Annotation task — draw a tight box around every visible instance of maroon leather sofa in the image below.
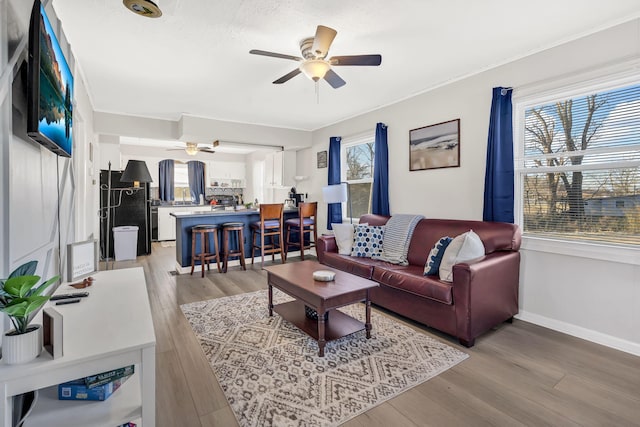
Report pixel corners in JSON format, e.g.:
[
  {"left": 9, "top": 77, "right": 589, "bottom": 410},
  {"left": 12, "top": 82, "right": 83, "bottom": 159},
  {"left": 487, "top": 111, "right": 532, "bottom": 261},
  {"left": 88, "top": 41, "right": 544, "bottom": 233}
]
[{"left": 316, "top": 214, "right": 521, "bottom": 347}]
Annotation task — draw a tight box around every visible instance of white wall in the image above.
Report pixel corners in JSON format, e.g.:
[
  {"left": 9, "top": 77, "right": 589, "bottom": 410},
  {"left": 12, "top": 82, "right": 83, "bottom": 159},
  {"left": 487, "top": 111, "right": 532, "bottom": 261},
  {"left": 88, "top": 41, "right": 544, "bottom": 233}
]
[
  {"left": 94, "top": 111, "right": 312, "bottom": 152},
  {"left": 305, "top": 19, "right": 640, "bottom": 355},
  {"left": 1, "top": 1, "right": 97, "bottom": 338}
]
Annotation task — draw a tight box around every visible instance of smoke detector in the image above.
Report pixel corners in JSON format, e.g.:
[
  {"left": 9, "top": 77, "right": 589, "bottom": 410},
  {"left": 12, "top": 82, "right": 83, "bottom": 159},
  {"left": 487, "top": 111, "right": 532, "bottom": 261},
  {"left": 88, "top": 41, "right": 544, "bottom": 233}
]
[{"left": 123, "top": 0, "right": 162, "bottom": 18}]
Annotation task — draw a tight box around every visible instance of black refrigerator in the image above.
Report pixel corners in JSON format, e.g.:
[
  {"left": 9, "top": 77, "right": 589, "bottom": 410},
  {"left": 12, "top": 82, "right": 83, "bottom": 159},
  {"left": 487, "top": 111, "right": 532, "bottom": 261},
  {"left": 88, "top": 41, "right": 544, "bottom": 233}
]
[{"left": 100, "top": 170, "right": 152, "bottom": 260}]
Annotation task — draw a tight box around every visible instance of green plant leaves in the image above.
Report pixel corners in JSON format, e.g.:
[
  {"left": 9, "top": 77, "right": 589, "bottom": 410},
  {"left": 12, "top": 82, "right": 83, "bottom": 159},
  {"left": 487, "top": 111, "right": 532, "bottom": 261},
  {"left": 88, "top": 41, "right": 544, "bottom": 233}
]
[
  {"left": 1, "top": 261, "right": 58, "bottom": 334},
  {"left": 2, "top": 296, "right": 49, "bottom": 333},
  {"left": 8, "top": 261, "right": 37, "bottom": 278},
  {"left": 28, "top": 275, "right": 59, "bottom": 297},
  {"left": 4, "top": 276, "right": 40, "bottom": 298}
]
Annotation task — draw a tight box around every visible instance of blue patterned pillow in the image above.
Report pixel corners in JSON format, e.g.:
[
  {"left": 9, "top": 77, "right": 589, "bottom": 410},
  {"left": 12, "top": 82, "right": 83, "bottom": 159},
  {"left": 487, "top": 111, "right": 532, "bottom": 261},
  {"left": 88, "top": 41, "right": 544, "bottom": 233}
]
[
  {"left": 351, "top": 225, "right": 385, "bottom": 258},
  {"left": 423, "top": 236, "right": 453, "bottom": 275}
]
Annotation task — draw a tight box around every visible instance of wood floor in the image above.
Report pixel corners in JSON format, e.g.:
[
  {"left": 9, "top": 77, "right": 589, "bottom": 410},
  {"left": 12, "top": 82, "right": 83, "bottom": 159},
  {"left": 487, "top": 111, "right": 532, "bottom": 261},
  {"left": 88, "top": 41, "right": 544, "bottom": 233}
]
[{"left": 117, "top": 243, "right": 640, "bottom": 426}]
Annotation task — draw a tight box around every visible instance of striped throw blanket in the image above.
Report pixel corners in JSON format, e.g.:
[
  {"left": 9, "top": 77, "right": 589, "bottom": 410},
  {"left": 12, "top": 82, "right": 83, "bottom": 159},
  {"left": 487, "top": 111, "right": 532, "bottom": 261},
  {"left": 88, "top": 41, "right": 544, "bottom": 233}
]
[{"left": 374, "top": 214, "right": 424, "bottom": 265}]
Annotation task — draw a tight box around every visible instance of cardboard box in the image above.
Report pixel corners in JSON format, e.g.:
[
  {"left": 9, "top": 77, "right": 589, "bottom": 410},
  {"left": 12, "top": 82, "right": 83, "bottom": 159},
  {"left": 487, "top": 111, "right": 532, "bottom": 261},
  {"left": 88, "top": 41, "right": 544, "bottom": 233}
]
[{"left": 58, "top": 375, "right": 131, "bottom": 401}]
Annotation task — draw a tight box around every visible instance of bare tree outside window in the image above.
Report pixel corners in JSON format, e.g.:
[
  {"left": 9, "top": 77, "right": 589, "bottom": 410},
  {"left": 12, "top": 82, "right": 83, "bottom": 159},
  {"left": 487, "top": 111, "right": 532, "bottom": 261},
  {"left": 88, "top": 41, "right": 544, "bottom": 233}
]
[
  {"left": 345, "top": 142, "right": 374, "bottom": 219},
  {"left": 521, "top": 83, "right": 640, "bottom": 245}
]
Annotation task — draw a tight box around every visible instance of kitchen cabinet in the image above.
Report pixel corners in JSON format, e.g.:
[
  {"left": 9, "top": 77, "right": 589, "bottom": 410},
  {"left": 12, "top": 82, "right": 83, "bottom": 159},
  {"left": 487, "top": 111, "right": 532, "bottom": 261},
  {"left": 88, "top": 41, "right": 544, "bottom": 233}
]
[
  {"left": 157, "top": 207, "right": 177, "bottom": 241},
  {"left": 265, "top": 151, "right": 296, "bottom": 188},
  {"left": 207, "top": 160, "right": 246, "bottom": 188}
]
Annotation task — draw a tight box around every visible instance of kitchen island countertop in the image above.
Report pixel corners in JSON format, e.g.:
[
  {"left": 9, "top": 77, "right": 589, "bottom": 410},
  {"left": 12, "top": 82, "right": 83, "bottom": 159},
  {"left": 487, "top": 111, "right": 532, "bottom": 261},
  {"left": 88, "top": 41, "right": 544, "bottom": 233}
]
[
  {"left": 170, "top": 207, "right": 297, "bottom": 218},
  {"left": 170, "top": 207, "right": 300, "bottom": 272}
]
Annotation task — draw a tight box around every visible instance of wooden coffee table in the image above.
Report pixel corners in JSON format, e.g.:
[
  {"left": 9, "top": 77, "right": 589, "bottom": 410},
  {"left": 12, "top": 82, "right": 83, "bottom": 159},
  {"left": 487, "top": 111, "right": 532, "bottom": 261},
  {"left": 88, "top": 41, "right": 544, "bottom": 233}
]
[{"left": 264, "top": 260, "right": 378, "bottom": 357}]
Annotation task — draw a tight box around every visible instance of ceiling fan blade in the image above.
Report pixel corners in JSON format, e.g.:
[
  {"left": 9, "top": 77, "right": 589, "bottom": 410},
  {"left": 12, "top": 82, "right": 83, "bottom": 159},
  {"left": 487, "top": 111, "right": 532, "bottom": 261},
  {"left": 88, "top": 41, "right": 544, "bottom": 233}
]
[
  {"left": 273, "top": 68, "right": 302, "bottom": 84},
  {"left": 324, "top": 69, "right": 346, "bottom": 89},
  {"left": 249, "top": 49, "right": 302, "bottom": 62},
  {"left": 330, "top": 54, "right": 382, "bottom": 66},
  {"left": 311, "top": 25, "right": 337, "bottom": 58}
]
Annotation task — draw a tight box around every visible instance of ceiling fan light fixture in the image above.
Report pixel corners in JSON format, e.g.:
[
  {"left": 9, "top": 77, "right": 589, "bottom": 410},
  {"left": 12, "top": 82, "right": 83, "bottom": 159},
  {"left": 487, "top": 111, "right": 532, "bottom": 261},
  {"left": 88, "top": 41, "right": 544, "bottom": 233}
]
[
  {"left": 123, "top": 0, "right": 162, "bottom": 18},
  {"left": 185, "top": 143, "right": 199, "bottom": 156},
  {"left": 299, "top": 60, "right": 330, "bottom": 81}
]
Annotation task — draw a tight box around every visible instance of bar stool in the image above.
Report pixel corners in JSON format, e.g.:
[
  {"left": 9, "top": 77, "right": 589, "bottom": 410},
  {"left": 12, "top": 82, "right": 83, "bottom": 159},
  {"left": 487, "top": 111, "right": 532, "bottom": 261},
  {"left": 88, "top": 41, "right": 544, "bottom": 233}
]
[
  {"left": 285, "top": 202, "right": 318, "bottom": 260},
  {"left": 190, "top": 225, "right": 221, "bottom": 277},
  {"left": 250, "top": 203, "right": 285, "bottom": 267},
  {"left": 222, "top": 222, "right": 246, "bottom": 273}
]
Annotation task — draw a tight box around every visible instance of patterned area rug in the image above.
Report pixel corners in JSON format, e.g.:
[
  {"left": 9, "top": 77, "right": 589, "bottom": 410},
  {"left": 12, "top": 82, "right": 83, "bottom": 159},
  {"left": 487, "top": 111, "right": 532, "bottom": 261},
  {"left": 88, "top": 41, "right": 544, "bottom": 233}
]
[{"left": 180, "top": 290, "right": 468, "bottom": 427}]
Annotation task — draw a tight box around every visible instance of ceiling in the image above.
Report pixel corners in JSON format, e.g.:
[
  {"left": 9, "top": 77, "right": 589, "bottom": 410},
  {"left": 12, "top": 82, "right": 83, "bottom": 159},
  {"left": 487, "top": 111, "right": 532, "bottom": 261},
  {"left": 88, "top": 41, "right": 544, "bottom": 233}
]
[{"left": 53, "top": 0, "right": 640, "bottom": 132}]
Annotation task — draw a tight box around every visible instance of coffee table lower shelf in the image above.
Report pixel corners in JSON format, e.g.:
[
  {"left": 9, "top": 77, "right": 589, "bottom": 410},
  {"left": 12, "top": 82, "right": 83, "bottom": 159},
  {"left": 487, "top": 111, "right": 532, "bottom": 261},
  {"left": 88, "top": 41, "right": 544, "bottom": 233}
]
[{"left": 274, "top": 300, "right": 365, "bottom": 343}]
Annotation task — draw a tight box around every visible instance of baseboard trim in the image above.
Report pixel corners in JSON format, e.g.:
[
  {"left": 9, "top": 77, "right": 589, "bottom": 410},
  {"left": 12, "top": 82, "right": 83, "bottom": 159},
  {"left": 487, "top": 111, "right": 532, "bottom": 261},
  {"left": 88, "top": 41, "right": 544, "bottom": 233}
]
[{"left": 516, "top": 311, "right": 640, "bottom": 356}]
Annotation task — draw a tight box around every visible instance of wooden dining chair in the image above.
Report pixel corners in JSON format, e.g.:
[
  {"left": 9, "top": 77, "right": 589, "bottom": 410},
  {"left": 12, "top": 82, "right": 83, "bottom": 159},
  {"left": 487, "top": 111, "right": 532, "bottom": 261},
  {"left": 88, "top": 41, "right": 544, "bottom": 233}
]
[
  {"left": 285, "top": 202, "right": 318, "bottom": 260},
  {"left": 250, "top": 203, "right": 286, "bottom": 267}
]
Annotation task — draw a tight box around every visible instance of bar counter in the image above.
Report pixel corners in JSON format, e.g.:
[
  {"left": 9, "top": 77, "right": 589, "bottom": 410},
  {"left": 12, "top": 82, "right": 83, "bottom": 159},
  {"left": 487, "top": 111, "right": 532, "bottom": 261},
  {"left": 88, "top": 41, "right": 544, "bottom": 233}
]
[{"left": 170, "top": 208, "right": 299, "bottom": 271}]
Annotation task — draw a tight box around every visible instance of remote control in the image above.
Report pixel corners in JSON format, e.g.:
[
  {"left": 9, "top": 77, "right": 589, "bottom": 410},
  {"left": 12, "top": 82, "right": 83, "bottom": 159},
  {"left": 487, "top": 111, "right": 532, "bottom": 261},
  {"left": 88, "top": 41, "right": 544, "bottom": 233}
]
[
  {"left": 55, "top": 298, "right": 80, "bottom": 305},
  {"left": 50, "top": 292, "right": 89, "bottom": 301}
]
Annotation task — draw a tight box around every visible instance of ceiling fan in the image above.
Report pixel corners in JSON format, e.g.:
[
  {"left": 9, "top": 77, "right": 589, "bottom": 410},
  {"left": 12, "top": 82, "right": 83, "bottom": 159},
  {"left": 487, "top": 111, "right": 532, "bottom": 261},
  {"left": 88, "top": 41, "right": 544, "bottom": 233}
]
[
  {"left": 168, "top": 140, "right": 218, "bottom": 156},
  {"left": 249, "top": 25, "right": 382, "bottom": 89}
]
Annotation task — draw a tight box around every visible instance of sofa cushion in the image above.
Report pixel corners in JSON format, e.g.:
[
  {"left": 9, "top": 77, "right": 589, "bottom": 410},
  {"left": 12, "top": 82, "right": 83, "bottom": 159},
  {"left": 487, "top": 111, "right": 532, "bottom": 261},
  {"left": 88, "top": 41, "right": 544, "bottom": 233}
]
[
  {"left": 439, "top": 230, "right": 485, "bottom": 282},
  {"left": 332, "top": 223, "right": 367, "bottom": 255},
  {"left": 372, "top": 265, "right": 453, "bottom": 304},
  {"left": 351, "top": 225, "right": 385, "bottom": 258},
  {"left": 358, "top": 214, "right": 390, "bottom": 226},
  {"left": 423, "top": 236, "right": 453, "bottom": 276},
  {"left": 407, "top": 219, "right": 521, "bottom": 267},
  {"left": 321, "top": 252, "right": 381, "bottom": 279}
]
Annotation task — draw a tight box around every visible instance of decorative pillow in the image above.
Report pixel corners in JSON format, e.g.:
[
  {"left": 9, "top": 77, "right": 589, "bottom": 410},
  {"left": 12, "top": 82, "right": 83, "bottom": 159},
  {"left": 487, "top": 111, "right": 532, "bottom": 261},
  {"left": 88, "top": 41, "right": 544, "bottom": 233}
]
[
  {"left": 351, "top": 225, "right": 385, "bottom": 258},
  {"left": 423, "top": 236, "right": 453, "bottom": 276},
  {"left": 331, "top": 223, "right": 367, "bottom": 255},
  {"left": 439, "top": 230, "right": 485, "bottom": 282}
]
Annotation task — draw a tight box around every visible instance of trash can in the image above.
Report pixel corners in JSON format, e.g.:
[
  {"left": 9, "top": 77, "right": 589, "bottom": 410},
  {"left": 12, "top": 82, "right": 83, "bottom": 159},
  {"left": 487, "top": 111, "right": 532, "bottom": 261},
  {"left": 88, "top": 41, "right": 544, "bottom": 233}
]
[{"left": 113, "top": 226, "right": 139, "bottom": 261}]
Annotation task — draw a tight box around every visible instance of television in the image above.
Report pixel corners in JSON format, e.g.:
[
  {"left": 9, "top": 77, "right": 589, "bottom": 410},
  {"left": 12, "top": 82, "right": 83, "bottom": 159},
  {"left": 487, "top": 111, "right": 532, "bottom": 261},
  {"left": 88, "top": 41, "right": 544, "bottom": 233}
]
[{"left": 27, "top": 0, "right": 73, "bottom": 157}]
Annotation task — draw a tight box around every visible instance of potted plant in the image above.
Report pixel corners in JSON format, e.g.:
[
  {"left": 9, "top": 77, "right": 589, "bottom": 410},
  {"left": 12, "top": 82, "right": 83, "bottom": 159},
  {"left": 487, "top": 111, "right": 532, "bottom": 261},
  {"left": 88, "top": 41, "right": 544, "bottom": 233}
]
[{"left": 0, "top": 261, "right": 59, "bottom": 364}]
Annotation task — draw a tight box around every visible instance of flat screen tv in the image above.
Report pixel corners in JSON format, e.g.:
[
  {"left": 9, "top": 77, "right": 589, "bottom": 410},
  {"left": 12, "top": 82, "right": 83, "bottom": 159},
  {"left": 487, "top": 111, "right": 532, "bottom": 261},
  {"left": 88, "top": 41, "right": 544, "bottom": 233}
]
[{"left": 27, "top": 0, "right": 73, "bottom": 157}]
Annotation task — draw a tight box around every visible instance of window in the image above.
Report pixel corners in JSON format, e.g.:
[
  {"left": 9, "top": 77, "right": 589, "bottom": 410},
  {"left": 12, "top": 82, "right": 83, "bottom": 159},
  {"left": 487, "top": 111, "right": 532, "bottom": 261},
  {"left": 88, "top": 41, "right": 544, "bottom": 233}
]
[
  {"left": 341, "top": 134, "right": 375, "bottom": 220},
  {"left": 174, "top": 163, "right": 190, "bottom": 201},
  {"left": 515, "top": 81, "right": 640, "bottom": 246}
]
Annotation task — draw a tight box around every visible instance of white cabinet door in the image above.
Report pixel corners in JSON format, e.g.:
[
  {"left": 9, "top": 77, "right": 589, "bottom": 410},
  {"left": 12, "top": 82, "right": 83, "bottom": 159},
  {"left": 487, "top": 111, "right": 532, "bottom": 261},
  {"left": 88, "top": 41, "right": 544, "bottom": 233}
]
[
  {"left": 281, "top": 151, "right": 296, "bottom": 188},
  {"left": 265, "top": 151, "right": 295, "bottom": 189},
  {"left": 207, "top": 160, "right": 247, "bottom": 187},
  {"left": 157, "top": 208, "right": 177, "bottom": 241},
  {"left": 264, "top": 154, "right": 275, "bottom": 187},
  {"left": 272, "top": 151, "right": 284, "bottom": 187}
]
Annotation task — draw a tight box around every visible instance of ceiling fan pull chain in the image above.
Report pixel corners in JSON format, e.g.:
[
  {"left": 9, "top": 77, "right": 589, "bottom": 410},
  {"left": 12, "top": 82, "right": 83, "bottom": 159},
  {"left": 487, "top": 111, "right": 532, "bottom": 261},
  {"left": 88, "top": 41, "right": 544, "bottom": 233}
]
[{"left": 315, "top": 81, "right": 320, "bottom": 104}]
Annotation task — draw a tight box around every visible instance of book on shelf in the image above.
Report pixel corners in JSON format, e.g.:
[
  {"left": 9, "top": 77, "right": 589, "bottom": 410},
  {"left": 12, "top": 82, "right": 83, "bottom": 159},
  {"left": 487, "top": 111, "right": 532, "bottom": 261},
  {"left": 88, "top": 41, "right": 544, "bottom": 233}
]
[
  {"left": 84, "top": 364, "right": 135, "bottom": 389},
  {"left": 58, "top": 374, "right": 132, "bottom": 401}
]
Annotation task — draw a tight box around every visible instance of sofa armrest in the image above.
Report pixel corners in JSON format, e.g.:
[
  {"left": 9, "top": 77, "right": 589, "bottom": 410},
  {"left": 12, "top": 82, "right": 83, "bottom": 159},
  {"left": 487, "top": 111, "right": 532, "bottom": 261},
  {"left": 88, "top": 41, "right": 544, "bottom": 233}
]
[
  {"left": 451, "top": 251, "right": 520, "bottom": 346},
  {"left": 317, "top": 235, "right": 338, "bottom": 265}
]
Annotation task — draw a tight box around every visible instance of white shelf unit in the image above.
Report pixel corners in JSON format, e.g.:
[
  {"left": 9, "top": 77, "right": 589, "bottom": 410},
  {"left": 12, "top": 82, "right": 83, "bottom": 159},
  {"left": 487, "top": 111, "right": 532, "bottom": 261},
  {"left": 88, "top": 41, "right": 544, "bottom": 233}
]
[
  {"left": 0, "top": 268, "right": 156, "bottom": 427},
  {"left": 24, "top": 374, "right": 141, "bottom": 427}
]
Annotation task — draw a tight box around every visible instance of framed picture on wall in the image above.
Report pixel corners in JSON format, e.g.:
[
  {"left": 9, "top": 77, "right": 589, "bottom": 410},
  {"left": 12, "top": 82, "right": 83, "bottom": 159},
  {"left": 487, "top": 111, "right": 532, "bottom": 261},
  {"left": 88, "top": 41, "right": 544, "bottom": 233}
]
[
  {"left": 317, "top": 150, "right": 328, "bottom": 168},
  {"left": 409, "top": 119, "right": 460, "bottom": 171}
]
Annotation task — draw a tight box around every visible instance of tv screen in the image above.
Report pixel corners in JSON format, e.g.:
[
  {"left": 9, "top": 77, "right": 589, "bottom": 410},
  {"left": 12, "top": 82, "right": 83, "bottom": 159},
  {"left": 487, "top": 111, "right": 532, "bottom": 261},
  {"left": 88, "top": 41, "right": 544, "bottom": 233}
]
[{"left": 27, "top": 0, "right": 73, "bottom": 158}]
